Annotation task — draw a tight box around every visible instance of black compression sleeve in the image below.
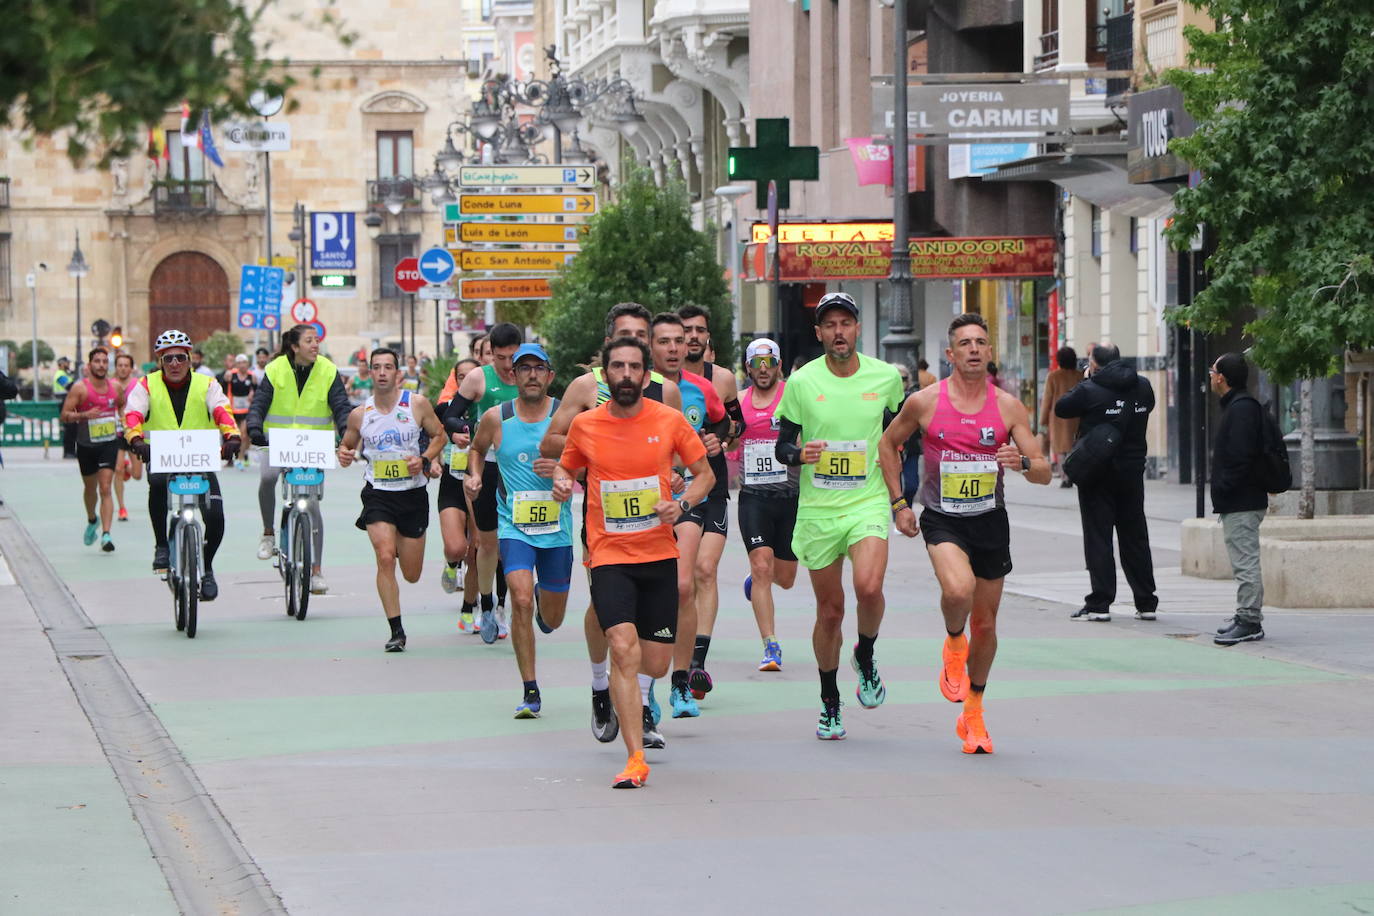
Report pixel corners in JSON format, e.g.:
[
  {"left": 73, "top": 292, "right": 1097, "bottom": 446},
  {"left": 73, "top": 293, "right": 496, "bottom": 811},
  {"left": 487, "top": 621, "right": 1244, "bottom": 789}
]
[
  {"left": 442, "top": 393, "right": 475, "bottom": 435},
  {"left": 724, "top": 396, "right": 745, "bottom": 438},
  {"left": 775, "top": 417, "right": 804, "bottom": 466}
]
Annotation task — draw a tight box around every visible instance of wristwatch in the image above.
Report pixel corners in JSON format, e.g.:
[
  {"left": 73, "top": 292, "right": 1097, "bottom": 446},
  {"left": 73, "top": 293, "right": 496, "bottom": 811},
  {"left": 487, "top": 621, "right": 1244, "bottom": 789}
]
[
  {"left": 679, "top": 499, "right": 691, "bottom": 516},
  {"left": 1020, "top": 455, "right": 1031, "bottom": 471}
]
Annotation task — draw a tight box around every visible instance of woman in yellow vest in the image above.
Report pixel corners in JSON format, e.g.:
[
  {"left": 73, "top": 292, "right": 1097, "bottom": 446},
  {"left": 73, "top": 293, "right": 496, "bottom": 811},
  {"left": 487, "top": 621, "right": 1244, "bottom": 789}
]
[
  {"left": 246, "top": 324, "right": 352, "bottom": 593},
  {"left": 123, "top": 329, "right": 241, "bottom": 600}
]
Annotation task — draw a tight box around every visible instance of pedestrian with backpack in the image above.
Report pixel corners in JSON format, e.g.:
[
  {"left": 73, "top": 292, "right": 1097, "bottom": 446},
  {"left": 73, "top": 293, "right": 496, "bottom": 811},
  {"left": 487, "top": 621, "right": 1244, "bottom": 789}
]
[{"left": 1209, "top": 352, "right": 1282, "bottom": 645}]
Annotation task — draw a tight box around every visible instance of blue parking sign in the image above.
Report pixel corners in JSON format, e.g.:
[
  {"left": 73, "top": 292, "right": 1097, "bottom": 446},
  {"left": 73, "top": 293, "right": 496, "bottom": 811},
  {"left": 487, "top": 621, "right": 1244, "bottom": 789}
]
[{"left": 311, "top": 211, "right": 357, "bottom": 270}]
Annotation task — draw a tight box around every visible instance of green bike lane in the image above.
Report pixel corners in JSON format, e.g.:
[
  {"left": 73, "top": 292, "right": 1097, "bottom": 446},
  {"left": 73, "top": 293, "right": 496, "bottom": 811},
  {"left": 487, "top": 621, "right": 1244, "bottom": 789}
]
[{"left": 3, "top": 448, "right": 1373, "bottom": 915}]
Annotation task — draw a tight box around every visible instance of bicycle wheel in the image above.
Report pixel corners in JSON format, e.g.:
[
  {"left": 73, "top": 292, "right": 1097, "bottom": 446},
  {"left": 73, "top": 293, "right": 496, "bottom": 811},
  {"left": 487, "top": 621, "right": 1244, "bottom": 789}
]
[
  {"left": 282, "top": 516, "right": 297, "bottom": 618},
  {"left": 172, "top": 525, "right": 186, "bottom": 632},
  {"left": 182, "top": 522, "right": 202, "bottom": 639},
  {"left": 291, "top": 511, "right": 312, "bottom": 621}
]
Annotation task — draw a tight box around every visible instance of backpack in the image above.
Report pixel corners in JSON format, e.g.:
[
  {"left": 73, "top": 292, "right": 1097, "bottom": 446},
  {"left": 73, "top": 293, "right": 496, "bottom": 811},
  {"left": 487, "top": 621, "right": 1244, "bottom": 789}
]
[
  {"left": 1248, "top": 396, "right": 1292, "bottom": 494},
  {"left": 1061, "top": 391, "right": 1134, "bottom": 486}
]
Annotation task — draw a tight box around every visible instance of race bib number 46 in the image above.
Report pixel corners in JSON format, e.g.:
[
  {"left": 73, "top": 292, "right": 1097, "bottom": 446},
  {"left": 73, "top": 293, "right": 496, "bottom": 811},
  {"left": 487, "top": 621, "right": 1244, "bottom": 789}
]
[
  {"left": 939, "top": 460, "right": 998, "bottom": 514},
  {"left": 813, "top": 440, "right": 868, "bottom": 490},
  {"left": 371, "top": 452, "right": 413, "bottom": 489},
  {"left": 512, "top": 490, "right": 561, "bottom": 536},
  {"left": 600, "top": 476, "right": 660, "bottom": 533}
]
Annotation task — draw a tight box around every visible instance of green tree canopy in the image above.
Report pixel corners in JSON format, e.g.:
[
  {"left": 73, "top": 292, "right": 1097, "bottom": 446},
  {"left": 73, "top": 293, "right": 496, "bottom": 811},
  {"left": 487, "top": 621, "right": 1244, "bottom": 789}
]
[
  {"left": 1, "top": 339, "right": 55, "bottom": 371},
  {"left": 200, "top": 330, "right": 247, "bottom": 369},
  {"left": 1165, "top": 2, "right": 1374, "bottom": 384},
  {"left": 541, "top": 171, "right": 734, "bottom": 386}
]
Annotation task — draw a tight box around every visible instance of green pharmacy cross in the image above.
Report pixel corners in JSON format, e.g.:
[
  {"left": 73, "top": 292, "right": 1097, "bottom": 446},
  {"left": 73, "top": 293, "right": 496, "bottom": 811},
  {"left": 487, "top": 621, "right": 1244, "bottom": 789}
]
[{"left": 727, "top": 118, "right": 819, "bottom": 210}]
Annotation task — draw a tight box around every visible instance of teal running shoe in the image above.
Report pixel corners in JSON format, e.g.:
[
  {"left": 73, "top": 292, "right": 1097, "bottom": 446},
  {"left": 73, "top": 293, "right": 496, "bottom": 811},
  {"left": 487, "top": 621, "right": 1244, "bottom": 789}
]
[
  {"left": 850, "top": 646, "right": 887, "bottom": 709},
  {"left": 816, "top": 700, "right": 846, "bottom": 740},
  {"left": 83, "top": 520, "right": 99, "bottom": 546},
  {"left": 647, "top": 680, "right": 661, "bottom": 726},
  {"left": 758, "top": 639, "right": 782, "bottom": 672},
  {"left": 514, "top": 695, "right": 541, "bottom": 719},
  {"left": 669, "top": 683, "right": 700, "bottom": 718},
  {"left": 100, "top": 532, "right": 115, "bottom": 553}
]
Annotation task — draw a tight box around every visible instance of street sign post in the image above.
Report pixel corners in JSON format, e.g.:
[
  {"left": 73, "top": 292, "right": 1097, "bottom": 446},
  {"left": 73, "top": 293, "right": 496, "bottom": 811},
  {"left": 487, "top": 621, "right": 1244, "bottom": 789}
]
[
  {"left": 393, "top": 257, "right": 425, "bottom": 294},
  {"left": 418, "top": 282, "right": 454, "bottom": 300},
  {"left": 459, "top": 277, "right": 553, "bottom": 300},
  {"left": 457, "top": 165, "right": 596, "bottom": 188},
  {"left": 310, "top": 212, "right": 356, "bottom": 270},
  {"left": 418, "top": 247, "right": 456, "bottom": 284},
  {"left": 237, "top": 265, "right": 285, "bottom": 330},
  {"left": 457, "top": 194, "right": 597, "bottom": 216},
  {"left": 457, "top": 250, "right": 575, "bottom": 272},
  {"left": 457, "top": 222, "right": 587, "bottom": 245}
]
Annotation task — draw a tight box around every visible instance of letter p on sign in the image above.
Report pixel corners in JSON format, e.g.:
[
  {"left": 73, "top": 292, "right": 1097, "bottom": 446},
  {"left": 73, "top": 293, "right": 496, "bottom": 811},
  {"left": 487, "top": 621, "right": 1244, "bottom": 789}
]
[{"left": 314, "top": 213, "right": 338, "bottom": 252}]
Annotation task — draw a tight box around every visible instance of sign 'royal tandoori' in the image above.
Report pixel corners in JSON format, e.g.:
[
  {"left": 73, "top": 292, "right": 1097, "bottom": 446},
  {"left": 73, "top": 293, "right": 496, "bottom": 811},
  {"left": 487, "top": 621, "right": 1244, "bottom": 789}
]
[{"left": 744, "top": 235, "right": 1056, "bottom": 282}]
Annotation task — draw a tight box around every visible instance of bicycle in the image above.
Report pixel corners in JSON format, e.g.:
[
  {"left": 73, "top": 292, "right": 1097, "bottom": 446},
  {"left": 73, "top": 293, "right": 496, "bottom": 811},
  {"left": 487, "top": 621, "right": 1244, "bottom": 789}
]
[
  {"left": 164, "top": 473, "right": 208, "bottom": 638},
  {"left": 275, "top": 467, "right": 324, "bottom": 620}
]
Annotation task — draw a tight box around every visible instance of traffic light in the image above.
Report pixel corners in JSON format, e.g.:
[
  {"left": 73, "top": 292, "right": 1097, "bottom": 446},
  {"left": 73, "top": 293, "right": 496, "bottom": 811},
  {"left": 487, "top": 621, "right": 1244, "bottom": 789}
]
[{"left": 109, "top": 326, "right": 123, "bottom": 349}]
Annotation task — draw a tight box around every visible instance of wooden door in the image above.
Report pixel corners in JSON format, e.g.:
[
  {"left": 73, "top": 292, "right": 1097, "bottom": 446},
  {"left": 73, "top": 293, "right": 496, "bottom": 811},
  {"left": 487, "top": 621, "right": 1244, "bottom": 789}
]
[{"left": 148, "top": 252, "right": 230, "bottom": 355}]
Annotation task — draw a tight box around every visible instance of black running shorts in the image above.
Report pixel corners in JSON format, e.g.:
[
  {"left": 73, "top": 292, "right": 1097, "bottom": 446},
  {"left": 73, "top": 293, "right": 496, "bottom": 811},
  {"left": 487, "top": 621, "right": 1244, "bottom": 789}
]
[
  {"left": 472, "top": 461, "right": 500, "bottom": 532},
  {"left": 919, "top": 507, "right": 1012, "bottom": 581},
  {"left": 437, "top": 471, "right": 468, "bottom": 514},
  {"left": 76, "top": 441, "right": 120, "bottom": 477},
  {"left": 589, "top": 558, "right": 679, "bottom": 643},
  {"left": 679, "top": 495, "right": 728, "bottom": 536},
  {"left": 356, "top": 483, "right": 430, "bottom": 539},
  {"left": 737, "top": 489, "right": 798, "bottom": 561}
]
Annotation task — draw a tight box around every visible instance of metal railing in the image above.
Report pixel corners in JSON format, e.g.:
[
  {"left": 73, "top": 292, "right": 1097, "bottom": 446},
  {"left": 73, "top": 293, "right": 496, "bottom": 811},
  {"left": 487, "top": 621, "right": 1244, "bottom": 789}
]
[
  {"left": 1106, "top": 13, "right": 1135, "bottom": 96},
  {"left": 153, "top": 179, "right": 215, "bottom": 215},
  {"left": 1033, "top": 30, "right": 1059, "bottom": 71},
  {"left": 366, "top": 178, "right": 422, "bottom": 213}
]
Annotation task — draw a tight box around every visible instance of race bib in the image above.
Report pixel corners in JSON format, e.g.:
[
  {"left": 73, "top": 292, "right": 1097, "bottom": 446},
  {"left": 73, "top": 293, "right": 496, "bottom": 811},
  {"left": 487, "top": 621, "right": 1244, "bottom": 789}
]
[
  {"left": 939, "top": 459, "right": 999, "bottom": 514},
  {"left": 87, "top": 417, "right": 117, "bottom": 444},
  {"left": 232, "top": 394, "right": 250, "bottom": 411},
  {"left": 743, "top": 439, "right": 786, "bottom": 486},
  {"left": 813, "top": 440, "right": 868, "bottom": 490},
  {"left": 371, "top": 452, "right": 413, "bottom": 490},
  {"left": 512, "top": 490, "right": 561, "bottom": 536},
  {"left": 446, "top": 444, "right": 468, "bottom": 480},
  {"left": 600, "top": 476, "right": 661, "bottom": 534}
]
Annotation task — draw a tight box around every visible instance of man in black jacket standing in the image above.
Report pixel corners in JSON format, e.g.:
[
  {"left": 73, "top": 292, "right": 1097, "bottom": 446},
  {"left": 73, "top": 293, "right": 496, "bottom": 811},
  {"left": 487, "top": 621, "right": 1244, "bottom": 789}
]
[
  {"left": 1209, "top": 353, "right": 1267, "bottom": 645},
  {"left": 1055, "top": 345, "right": 1158, "bottom": 622}
]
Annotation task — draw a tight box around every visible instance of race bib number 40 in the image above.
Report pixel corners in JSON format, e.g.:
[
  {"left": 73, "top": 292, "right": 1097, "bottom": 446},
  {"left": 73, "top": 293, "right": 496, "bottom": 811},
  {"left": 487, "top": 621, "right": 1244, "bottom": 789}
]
[
  {"left": 512, "top": 490, "right": 561, "bottom": 536},
  {"left": 813, "top": 440, "right": 868, "bottom": 490},
  {"left": 939, "top": 460, "right": 999, "bottom": 514},
  {"left": 600, "top": 476, "right": 660, "bottom": 533},
  {"left": 744, "top": 440, "right": 787, "bottom": 486}
]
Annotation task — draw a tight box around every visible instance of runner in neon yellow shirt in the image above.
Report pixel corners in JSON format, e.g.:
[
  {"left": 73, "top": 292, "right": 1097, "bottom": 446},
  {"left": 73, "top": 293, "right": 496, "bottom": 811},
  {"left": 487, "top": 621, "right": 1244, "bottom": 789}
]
[{"left": 774, "top": 292, "right": 905, "bottom": 740}]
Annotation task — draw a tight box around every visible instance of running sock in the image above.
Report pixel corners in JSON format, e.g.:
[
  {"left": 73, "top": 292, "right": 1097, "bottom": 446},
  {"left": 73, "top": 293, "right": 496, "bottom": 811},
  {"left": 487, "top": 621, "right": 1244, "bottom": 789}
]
[
  {"left": 388, "top": 615, "right": 404, "bottom": 637},
  {"left": 447, "top": 560, "right": 460, "bottom": 571},
  {"left": 691, "top": 635, "right": 711, "bottom": 669},
  {"left": 819, "top": 668, "right": 840, "bottom": 704},
  {"left": 461, "top": 600, "right": 475, "bottom": 615},
  {"left": 522, "top": 680, "right": 539, "bottom": 699},
  {"left": 763, "top": 634, "right": 777, "bottom": 646},
  {"left": 480, "top": 593, "right": 494, "bottom": 612},
  {"left": 967, "top": 684, "right": 986, "bottom": 711},
  {"left": 854, "top": 633, "right": 878, "bottom": 668},
  {"left": 947, "top": 626, "right": 966, "bottom": 638},
  {"left": 638, "top": 673, "right": 652, "bottom": 705},
  {"left": 671, "top": 669, "right": 689, "bottom": 690},
  {"left": 591, "top": 660, "right": 610, "bottom": 692}
]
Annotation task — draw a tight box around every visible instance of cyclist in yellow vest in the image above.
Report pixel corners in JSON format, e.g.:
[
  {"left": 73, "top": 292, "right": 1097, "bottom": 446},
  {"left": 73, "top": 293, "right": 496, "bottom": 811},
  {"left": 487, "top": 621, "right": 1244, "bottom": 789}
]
[
  {"left": 124, "top": 329, "right": 241, "bottom": 598},
  {"left": 246, "top": 324, "right": 352, "bottom": 594}
]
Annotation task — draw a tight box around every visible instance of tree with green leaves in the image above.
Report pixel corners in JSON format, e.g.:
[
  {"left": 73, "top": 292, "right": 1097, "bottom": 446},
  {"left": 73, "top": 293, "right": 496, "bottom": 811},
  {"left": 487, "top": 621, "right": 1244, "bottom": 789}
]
[
  {"left": 0, "top": 0, "right": 350, "bottom": 164},
  {"left": 541, "top": 171, "right": 734, "bottom": 385},
  {"left": 1, "top": 339, "right": 54, "bottom": 372},
  {"left": 1166, "top": 1, "right": 1374, "bottom": 516}
]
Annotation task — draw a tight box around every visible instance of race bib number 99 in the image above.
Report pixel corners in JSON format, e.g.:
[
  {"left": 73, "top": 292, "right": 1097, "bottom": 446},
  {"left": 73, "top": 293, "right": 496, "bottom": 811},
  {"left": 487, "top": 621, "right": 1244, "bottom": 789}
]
[
  {"left": 600, "top": 476, "right": 660, "bottom": 533},
  {"left": 744, "top": 440, "right": 786, "bottom": 486},
  {"left": 813, "top": 440, "right": 868, "bottom": 490}
]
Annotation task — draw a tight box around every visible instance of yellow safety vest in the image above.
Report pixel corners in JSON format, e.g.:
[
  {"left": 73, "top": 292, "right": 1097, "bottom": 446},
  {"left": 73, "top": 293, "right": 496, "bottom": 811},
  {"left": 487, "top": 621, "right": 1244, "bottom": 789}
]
[
  {"left": 264, "top": 355, "right": 336, "bottom": 430},
  {"left": 144, "top": 371, "right": 216, "bottom": 431}
]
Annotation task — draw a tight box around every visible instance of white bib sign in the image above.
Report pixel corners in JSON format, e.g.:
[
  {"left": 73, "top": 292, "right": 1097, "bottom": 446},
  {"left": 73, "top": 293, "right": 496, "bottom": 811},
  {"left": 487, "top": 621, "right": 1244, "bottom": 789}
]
[
  {"left": 149, "top": 430, "right": 220, "bottom": 474},
  {"left": 268, "top": 428, "right": 337, "bottom": 469}
]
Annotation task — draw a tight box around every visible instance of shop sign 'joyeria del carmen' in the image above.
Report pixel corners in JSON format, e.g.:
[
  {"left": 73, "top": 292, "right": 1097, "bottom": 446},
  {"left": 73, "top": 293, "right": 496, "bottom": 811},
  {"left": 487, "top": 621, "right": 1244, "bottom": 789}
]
[{"left": 744, "top": 229, "right": 1055, "bottom": 282}]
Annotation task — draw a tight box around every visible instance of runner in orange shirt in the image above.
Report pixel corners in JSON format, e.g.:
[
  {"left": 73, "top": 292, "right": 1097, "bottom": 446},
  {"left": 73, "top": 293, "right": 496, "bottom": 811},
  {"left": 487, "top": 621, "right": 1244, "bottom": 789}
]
[{"left": 553, "top": 336, "right": 713, "bottom": 789}]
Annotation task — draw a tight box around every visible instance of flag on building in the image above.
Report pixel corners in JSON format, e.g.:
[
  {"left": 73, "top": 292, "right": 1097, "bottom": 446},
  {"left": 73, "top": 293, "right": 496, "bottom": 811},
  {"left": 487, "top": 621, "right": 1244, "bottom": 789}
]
[
  {"left": 147, "top": 127, "right": 170, "bottom": 163},
  {"left": 198, "top": 110, "right": 224, "bottom": 167},
  {"left": 180, "top": 103, "right": 197, "bottom": 146}
]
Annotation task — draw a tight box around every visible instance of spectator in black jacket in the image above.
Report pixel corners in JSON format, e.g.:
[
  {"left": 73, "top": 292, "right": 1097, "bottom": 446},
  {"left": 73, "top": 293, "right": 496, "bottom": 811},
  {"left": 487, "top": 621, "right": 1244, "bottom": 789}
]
[
  {"left": 0, "top": 365, "right": 17, "bottom": 504},
  {"left": 1209, "top": 352, "right": 1267, "bottom": 646},
  {"left": 1055, "top": 344, "right": 1158, "bottom": 622}
]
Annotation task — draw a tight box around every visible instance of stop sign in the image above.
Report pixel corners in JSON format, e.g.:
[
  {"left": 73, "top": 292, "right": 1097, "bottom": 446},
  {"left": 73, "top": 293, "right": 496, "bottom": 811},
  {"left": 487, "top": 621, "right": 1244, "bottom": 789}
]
[{"left": 393, "top": 257, "right": 425, "bottom": 294}]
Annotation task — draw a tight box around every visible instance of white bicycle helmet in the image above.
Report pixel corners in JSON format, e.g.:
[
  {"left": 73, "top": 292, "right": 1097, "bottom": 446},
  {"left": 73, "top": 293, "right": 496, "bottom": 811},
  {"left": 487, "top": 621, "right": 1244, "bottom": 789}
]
[{"left": 154, "top": 329, "right": 193, "bottom": 353}]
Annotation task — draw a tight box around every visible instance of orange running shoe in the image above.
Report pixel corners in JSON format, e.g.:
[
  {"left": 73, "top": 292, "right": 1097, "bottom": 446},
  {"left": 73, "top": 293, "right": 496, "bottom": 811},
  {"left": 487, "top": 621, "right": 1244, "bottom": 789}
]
[
  {"left": 612, "top": 752, "right": 650, "bottom": 789},
  {"left": 939, "top": 636, "right": 970, "bottom": 703},
  {"left": 956, "top": 707, "right": 994, "bottom": 755}
]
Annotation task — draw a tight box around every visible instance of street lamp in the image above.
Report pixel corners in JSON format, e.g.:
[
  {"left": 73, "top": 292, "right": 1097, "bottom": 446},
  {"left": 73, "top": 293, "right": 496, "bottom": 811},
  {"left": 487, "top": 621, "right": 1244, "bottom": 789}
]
[
  {"left": 67, "top": 231, "right": 90, "bottom": 374},
  {"left": 715, "top": 184, "right": 750, "bottom": 346}
]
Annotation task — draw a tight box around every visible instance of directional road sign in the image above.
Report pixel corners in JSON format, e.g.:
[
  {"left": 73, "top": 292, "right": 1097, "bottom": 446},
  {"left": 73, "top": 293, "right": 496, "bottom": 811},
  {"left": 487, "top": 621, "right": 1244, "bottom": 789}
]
[
  {"left": 459, "top": 277, "right": 553, "bottom": 300},
  {"left": 457, "top": 165, "right": 596, "bottom": 188},
  {"left": 237, "top": 264, "right": 285, "bottom": 330},
  {"left": 457, "top": 250, "right": 575, "bottom": 272},
  {"left": 311, "top": 212, "right": 356, "bottom": 270},
  {"left": 418, "top": 247, "right": 456, "bottom": 284},
  {"left": 458, "top": 222, "right": 587, "bottom": 245},
  {"left": 393, "top": 257, "right": 425, "bottom": 294},
  {"left": 457, "top": 194, "right": 597, "bottom": 216}
]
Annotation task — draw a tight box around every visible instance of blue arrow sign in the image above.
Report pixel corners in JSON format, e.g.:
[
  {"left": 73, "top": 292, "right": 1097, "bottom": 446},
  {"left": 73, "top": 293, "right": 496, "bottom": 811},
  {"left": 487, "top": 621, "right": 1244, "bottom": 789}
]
[{"left": 418, "top": 247, "right": 456, "bottom": 284}]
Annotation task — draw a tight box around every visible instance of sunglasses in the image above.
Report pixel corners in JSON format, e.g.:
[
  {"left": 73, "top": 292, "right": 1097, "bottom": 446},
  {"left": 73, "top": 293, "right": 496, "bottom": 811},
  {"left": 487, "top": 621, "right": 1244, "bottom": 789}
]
[
  {"left": 748, "top": 356, "right": 778, "bottom": 369},
  {"left": 161, "top": 353, "right": 189, "bottom": 364}
]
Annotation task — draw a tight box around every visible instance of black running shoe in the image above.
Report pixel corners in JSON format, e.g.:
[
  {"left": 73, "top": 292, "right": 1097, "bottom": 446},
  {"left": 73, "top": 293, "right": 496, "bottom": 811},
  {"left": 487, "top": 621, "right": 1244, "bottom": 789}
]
[
  {"left": 641, "top": 705, "right": 666, "bottom": 749},
  {"left": 199, "top": 572, "right": 218, "bottom": 601},
  {"left": 591, "top": 688, "right": 618, "bottom": 743},
  {"left": 152, "top": 545, "right": 170, "bottom": 573},
  {"left": 385, "top": 632, "right": 407, "bottom": 652}
]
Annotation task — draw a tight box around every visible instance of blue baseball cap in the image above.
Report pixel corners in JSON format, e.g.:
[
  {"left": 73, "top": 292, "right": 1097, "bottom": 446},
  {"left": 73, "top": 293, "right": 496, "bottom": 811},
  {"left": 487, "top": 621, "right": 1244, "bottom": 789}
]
[{"left": 512, "top": 342, "right": 551, "bottom": 366}]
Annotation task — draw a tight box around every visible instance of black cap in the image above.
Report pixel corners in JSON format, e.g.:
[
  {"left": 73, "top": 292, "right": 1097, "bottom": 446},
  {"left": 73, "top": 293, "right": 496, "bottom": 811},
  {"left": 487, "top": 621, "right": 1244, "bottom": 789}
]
[{"left": 814, "top": 292, "right": 859, "bottom": 324}]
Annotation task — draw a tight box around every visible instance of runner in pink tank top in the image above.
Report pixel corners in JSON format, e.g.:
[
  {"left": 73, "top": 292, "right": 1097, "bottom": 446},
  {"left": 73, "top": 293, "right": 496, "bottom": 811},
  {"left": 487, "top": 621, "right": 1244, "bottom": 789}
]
[
  {"left": 877, "top": 313, "right": 1051, "bottom": 758},
  {"left": 58, "top": 347, "right": 126, "bottom": 550}
]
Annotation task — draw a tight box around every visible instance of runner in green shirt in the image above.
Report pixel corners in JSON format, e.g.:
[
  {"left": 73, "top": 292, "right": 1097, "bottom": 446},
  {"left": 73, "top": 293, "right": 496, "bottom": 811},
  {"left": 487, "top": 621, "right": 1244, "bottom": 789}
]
[{"left": 775, "top": 292, "right": 905, "bottom": 741}]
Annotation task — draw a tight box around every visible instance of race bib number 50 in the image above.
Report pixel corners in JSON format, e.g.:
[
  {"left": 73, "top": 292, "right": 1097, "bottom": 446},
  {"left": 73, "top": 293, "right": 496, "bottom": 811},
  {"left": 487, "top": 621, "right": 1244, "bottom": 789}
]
[
  {"left": 600, "top": 476, "right": 660, "bottom": 533},
  {"left": 813, "top": 440, "right": 868, "bottom": 490}
]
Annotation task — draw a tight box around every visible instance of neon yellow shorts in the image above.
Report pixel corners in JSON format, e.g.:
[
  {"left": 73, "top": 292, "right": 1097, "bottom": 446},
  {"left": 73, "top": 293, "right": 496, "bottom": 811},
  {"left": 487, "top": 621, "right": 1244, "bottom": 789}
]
[{"left": 791, "top": 506, "right": 890, "bottom": 570}]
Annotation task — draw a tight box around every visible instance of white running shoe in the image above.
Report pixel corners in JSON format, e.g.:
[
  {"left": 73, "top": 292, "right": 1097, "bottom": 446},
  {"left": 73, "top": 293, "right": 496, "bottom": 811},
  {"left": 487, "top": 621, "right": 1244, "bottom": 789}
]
[
  {"left": 495, "top": 604, "right": 510, "bottom": 640},
  {"left": 257, "top": 535, "right": 275, "bottom": 560},
  {"left": 310, "top": 572, "right": 328, "bottom": 595}
]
